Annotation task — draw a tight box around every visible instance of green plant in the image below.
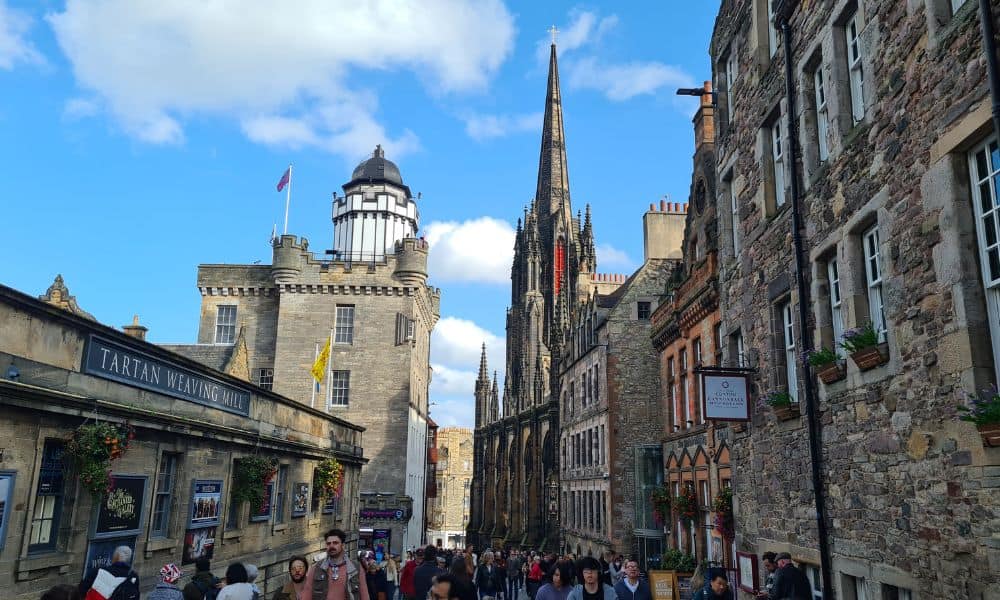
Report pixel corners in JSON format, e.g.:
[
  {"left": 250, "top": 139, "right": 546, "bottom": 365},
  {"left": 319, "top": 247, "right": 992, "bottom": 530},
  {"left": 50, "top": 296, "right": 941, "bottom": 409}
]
[
  {"left": 674, "top": 485, "right": 698, "bottom": 527},
  {"left": 659, "top": 548, "right": 698, "bottom": 572},
  {"left": 66, "top": 421, "right": 134, "bottom": 497},
  {"left": 713, "top": 488, "right": 734, "bottom": 539},
  {"left": 232, "top": 456, "right": 278, "bottom": 511},
  {"left": 958, "top": 389, "right": 1000, "bottom": 426},
  {"left": 315, "top": 457, "right": 345, "bottom": 500},
  {"left": 840, "top": 322, "right": 880, "bottom": 353},
  {"left": 765, "top": 391, "right": 792, "bottom": 407},
  {"left": 650, "top": 485, "right": 672, "bottom": 525},
  {"left": 806, "top": 347, "right": 839, "bottom": 366}
]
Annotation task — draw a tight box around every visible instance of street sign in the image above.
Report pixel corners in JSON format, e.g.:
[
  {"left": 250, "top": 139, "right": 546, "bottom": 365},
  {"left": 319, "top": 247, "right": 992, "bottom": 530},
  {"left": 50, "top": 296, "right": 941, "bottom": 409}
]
[{"left": 700, "top": 370, "right": 751, "bottom": 421}]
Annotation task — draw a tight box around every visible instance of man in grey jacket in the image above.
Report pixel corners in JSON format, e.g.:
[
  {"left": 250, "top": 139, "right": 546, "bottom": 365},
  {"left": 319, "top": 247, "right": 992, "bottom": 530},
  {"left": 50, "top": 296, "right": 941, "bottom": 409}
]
[
  {"left": 506, "top": 551, "right": 523, "bottom": 600},
  {"left": 567, "top": 558, "right": 616, "bottom": 600},
  {"left": 612, "top": 560, "right": 650, "bottom": 600}
]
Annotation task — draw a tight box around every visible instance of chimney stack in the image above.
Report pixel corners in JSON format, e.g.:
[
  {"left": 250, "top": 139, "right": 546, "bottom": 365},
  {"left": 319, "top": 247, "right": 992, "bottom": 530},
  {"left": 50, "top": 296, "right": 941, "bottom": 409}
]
[
  {"left": 123, "top": 315, "right": 148, "bottom": 341},
  {"left": 643, "top": 201, "right": 686, "bottom": 261}
]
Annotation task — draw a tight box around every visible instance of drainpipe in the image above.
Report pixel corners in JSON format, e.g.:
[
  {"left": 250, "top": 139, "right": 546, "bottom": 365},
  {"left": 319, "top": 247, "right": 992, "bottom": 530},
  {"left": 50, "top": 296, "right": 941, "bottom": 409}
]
[
  {"left": 980, "top": 0, "right": 1000, "bottom": 138},
  {"left": 778, "top": 11, "right": 834, "bottom": 600}
]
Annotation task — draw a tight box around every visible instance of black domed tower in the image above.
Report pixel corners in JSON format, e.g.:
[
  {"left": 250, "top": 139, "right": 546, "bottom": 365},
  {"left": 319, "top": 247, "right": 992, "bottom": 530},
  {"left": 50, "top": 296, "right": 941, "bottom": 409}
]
[{"left": 333, "top": 145, "right": 419, "bottom": 261}]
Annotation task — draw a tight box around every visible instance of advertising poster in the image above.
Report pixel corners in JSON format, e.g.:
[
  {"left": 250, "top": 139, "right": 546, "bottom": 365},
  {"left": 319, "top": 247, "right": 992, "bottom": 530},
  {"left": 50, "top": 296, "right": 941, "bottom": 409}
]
[
  {"left": 322, "top": 494, "right": 337, "bottom": 515},
  {"left": 701, "top": 373, "right": 751, "bottom": 421},
  {"left": 250, "top": 481, "right": 274, "bottom": 522},
  {"left": 182, "top": 527, "right": 216, "bottom": 565},
  {"left": 94, "top": 475, "right": 147, "bottom": 538},
  {"left": 83, "top": 536, "right": 136, "bottom": 578},
  {"left": 292, "top": 482, "right": 309, "bottom": 517},
  {"left": 190, "top": 480, "right": 224, "bottom": 528},
  {"left": 373, "top": 529, "right": 391, "bottom": 561},
  {"left": 0, "top": 472, "right": 14, "bottom": 549}
]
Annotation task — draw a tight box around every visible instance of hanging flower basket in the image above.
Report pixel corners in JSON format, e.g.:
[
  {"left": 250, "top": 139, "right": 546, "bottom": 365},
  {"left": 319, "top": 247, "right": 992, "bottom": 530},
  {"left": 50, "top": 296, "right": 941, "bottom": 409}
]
[
  {"left": 849, "top": 344, "right": 889, "bottom": 371},
  {"left": 773, "top": 404, "right": 800, "bottom": 421},
  {"left": 66, "top": 421, "right": 135, "bottom": 497},
  {"left": 958, "top": 390, "right": 1000, "bottom": 447},
  {"left": 977, "top": 423, "right": 1000, "bottom": 447},
  {"left": 673, "top": 485, "right": 698, "bottom": 528},
  {"left": 650, "top": 485, "right": 672, "bottom": 526},
  {"left": 730, "top": 422, "right": 746, "bottom": 433},
  {"left": 315, "top": 457, "right": 345, "bottom": 500},
  {"left": 232, "top": 456, "right": 278, "bottom": 511},
  {"left": 713, "top": 488, "right": 734, "bottom": 540},
  {"left": 841, "top": 323, "right": 888, "bottom": 371},
  {"left": 808, "top": 348, "right": 846, "bottom": 384}
]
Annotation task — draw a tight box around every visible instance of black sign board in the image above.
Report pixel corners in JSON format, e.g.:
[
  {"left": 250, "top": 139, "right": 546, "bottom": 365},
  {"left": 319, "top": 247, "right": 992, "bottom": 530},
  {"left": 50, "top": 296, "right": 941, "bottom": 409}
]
[
  {"left": 93, "top": 475, "right": 147, "bottom": 539},
  {"left": 82, "top": 334, "right": 251, "bottom": 417},
  {"left": 83, "top": 536, "right": 136, "bottom": 579}
]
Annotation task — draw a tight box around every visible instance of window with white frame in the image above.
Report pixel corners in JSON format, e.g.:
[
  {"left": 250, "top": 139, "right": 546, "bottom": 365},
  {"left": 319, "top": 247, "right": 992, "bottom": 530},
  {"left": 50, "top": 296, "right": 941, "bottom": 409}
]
[
  {"left": 726, "top": 50, "right": 737, "bottom": 123},
  {"left": 844, "top": 574, "right": 869, "bottom": 600},
  {"left": 863, "top": 226, "right": 887, "bottom": 341},
  {"left": 257, "top": 368, "right": 274, "bottom": 391},
  {"left": 804, "top": 565, "right": 824, "bottom": 600},
  {"left": 730, "top": 329, "right": 745, "bottom": 367},
  {"left": 827, "top": 259, "right": 844, "bottom": 346},
  {"left": 151, "top": 453, "right": 179, "bottom": 537},
  {"left": 215, "top": 305, "right": 237, "bottom": 344},
  {"left": 845, "top": 11, "right": 865, "bottom": 123},
  {"left": 782, "top": 301, "right": 798, "bottom": 402},
  {"left": 882, "top": 584, "right": 912, "bottom": 600},
  {"left": 693, "top": 337, "right": 703, "bottom": 366},
  {"left": 680, "top": 349, "right": 690, "bottom": 427},
  {"left": 814, "top": 66, "right": 830, "bottom": 161},
  {"left": 731, "top": 183, "right": 741, "bottom": 255},
  {"left": 772, "top": 120, "right": 786, "bottom": 207},
  {"left": 329, "top": 370, "right": 350, "bottom": 407},
  {"left": 767, "top": 0, "right": 778, "bottom": 56},
  {"left": 951, "top": 0, "right": 968, "bottom": 15},
  {"left": 335, "top": 305, "right": 355, "bottom": 344},
  {"left": 968, "top": 139, "right": 1000, "bottom": 382}
]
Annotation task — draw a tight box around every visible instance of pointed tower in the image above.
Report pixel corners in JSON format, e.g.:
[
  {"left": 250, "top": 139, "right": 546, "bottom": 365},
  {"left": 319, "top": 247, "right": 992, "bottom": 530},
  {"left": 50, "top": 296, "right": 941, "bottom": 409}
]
[
  {"left": 489, "top": 372, "right": 499, "bottom": 422},
  {"left": 536, "top": 43, "right": 572, "bottom": 219},
  {"left": 474, "top": 343, "right": 490, "bottom": 428}
]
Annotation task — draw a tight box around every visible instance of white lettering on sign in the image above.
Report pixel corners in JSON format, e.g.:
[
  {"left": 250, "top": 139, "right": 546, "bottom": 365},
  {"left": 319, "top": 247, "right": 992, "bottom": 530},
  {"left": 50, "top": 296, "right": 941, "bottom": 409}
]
[{"left": 702, "top": 374, "right": 750, "bottom": 420}]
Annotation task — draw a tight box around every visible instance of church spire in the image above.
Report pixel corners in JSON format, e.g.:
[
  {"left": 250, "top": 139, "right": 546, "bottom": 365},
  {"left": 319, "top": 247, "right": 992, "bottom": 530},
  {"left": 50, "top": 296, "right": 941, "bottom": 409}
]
[
  {"left": 535, "top": 41, "right": 571, "bottom": 217},
  {"left": 475, "top": 343, "right": 490, "bottom": 427}
]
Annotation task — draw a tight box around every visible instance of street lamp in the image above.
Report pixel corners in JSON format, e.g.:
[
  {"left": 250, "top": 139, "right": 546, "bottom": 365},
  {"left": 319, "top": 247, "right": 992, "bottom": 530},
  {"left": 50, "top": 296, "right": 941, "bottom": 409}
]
[{"left": 675, "top": 86, "right": 717, "bottom": 107}]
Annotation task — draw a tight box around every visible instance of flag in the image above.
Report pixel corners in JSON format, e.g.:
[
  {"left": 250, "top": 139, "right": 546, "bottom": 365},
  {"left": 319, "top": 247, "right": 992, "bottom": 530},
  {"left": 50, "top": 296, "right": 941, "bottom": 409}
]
[
  {"left": 276, "top": 166, "right": 291, "bottom": 192},
  {"left": 84, "top": 569, "right": 128, "bottom": 600},
  {"left": 311, "top": 336, "right": 331, "bottom": 383}
]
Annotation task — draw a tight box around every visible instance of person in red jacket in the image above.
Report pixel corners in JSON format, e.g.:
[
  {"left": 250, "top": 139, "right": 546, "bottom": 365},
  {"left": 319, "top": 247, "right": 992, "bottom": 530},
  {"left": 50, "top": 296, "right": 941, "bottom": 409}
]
[{"left": 400, "top": 548, "right": 423, "bottom": 600}]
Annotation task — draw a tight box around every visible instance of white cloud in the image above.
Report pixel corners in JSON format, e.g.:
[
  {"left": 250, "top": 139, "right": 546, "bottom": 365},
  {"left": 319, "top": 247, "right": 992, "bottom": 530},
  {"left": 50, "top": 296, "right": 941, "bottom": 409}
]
[
  {"left": 535, "top": 9, "right": 618, "bottom": 63},
  {"left": 431, "top": 316, "right": 505, "bottom": 372},
  {"left": 430, "top": 364, "right": 477, "bottom": 396},
  {"left": 597, "top": 243, "right": 635, "bottom": 270},
  {"left": 0, "top": 1, "right": 43, "bottom": 69},
  {"left": 427, "top": 395, "right": 473, "bottom": 428},
  {"left": 63, "top": 97, "right": 100, "bottom": 120},
  {"left": 47, "top": 0, "right": 515, "bottom": 158},
  {"left": 462, "top": 111, "right": 542, "bottom": 141},
  {"left": 423, "top": 217, "right": 514, "bottom": 284},
  {"left": 567, "top": 56, "right": 695, "bottom": 101}
]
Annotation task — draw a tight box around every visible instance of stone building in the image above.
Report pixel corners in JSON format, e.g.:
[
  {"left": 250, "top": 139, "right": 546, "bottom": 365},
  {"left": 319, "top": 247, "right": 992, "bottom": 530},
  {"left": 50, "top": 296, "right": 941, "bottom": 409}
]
[
  {"left": 649, "top": 83, "right": 734, "bottom": 569},
  {"left": 469, "top": 40, "right": 596, "bottom": 551},
  {"left": 0, "top": 279, "right": 364, "bottom": 600},
  {"left": 557, "top": 203, "right": 682, "bottom": 564},
  {"left": 169, "top": 147, "right": 440, "bottom": 553},
  {"left": 426, "top": 427, "right": 473, "bottom": 549},
  {"left": 711, "top": 0, "right": 1000, "bottom": 597}
]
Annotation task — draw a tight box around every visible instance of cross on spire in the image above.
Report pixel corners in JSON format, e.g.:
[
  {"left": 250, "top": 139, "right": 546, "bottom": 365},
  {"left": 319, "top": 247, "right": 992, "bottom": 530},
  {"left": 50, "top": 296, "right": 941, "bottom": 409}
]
[{"left": 549, "top": 24, "right": 558, "bottom": 45}]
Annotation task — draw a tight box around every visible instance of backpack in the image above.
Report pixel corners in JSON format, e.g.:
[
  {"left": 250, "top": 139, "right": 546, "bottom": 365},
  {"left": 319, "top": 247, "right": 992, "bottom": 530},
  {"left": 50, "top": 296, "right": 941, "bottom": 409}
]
[
  {"left": 194, "top": 578, "right": 220, "bottom": 600},
  {"left": 109, "top": 571, "right": 140, "bottom": 600}
]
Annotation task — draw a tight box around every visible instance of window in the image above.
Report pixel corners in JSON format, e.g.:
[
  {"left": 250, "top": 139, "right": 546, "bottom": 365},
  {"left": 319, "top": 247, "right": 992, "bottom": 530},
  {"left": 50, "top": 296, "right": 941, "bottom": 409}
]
[
  {"left": 699, "top": 480, "right": 710, "bottom": 507},
  {"left": 594, "top": 364, "right": 600, "bottom": 403},
  {"left": 814, "top": 66, "right": 830, "bottom": 161},
  {"left": 827, "top": 259, "right": 845, "bottom": 345},
  {"left": 863, "top": 226, "right": 887, "bottom": 342},
  {"left": 772, "top": 120, "right": 786, "bottom": 207},
  {"left": 805, "top": 565, "right": 824, "bottom": 600},
  {"left": 714, "top": 324, "right": 724, "bottom": 365},
  {"left": 329, "top": 370, "right": 350, "bottom": 407},
  {"left": 581, "top": 373, "right": 588, "bottom": 407},
  {"left": 729, "top": 329, "right": 745, "bottom": 368},
  {"left": 335, "top": 305, "right": 355, "bottom": 344},
  {"left": 845, "top": 11, "right": 865, "bottom": 123},
  {"left": 638, "top": 301, "right": 652, "bottom": 320},
  {"left": 842, "top": 574, "right": 869, "bottom": 600},
  {"left": 693, "top": 337, "right": 703, "bottom": 366},
  {"left": 587, "top": 429, "right": 594, "bottom": 465},
  {"left": 968, "top": 139, "right": 1000, "bottom": 381},
  {"left": 951, "top": 0, "right": 968, "bottom": 13},
  {"left": 782, "top": 301, "right": 799, "bottom": 402},
  {"left": 600, "top": 425, "right": 606, "bottom": 464},
  {"left": 680, "top": 350, "right": 690, "bottom": 428},
  {"left": 725, "top": 50, "right": 736, "bottom": 123},
  {"left": 274, "top": 465, "right": 288, "bottom": 524},
  {"left": 311, "top": 468, "right": 322, "bottom": 514},
  {"left": 881, "top": 584, "right": 912, "bottom": 600},
  {"left": 215, "top": 305, "right": 237, "bottom": 344},
  {"left": 257, "top": 368, "right": 274, "bottom": 391},
  {"left": 395, "top": 313, "right": 416, "bottom": 346},
  {"left": 151, "top": 453, "right": 179, "bottom": 537},
  {"left": 767, "top": 0, "right": 778, "bottom": 56},
  {"left": 29, "top": 440, "right": 65, "bottom": 552},
  {"left": 731, "top": 183, "right": 741, "bottom": 255}
]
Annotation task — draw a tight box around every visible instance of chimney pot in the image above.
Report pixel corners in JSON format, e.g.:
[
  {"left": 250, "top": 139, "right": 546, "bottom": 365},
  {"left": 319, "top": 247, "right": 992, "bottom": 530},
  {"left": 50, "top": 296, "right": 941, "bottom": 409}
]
[
  {"left": 649, "top": 203, "right": 655, "bottom": 211},
  {"left": 660, "top": 199, "right": 667, "bottom": 211}
]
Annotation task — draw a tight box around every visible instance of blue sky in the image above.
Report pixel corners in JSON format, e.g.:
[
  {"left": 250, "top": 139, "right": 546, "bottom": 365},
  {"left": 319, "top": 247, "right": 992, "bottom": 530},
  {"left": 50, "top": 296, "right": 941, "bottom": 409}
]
[{"left": 0, "top": 1, "right": 717, "bottom": 427}]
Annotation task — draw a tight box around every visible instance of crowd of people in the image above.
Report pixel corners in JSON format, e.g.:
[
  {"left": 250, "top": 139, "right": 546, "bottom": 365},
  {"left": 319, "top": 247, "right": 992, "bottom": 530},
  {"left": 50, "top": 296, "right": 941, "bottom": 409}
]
[{"left": 38, "top": 530, "right": 817, "bottom": 600}]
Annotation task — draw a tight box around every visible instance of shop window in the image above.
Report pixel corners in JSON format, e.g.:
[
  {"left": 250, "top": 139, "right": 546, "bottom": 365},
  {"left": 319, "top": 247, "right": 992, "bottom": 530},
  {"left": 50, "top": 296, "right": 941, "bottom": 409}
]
[
  {"left": 151, "top": 453, "right": 179, "bottom": 537},
  {"left": 29, "top": 440, "right": 65, "bottom": 553},
  {"left": 274, "top": 464, "right": 288, "bottom": 524}
]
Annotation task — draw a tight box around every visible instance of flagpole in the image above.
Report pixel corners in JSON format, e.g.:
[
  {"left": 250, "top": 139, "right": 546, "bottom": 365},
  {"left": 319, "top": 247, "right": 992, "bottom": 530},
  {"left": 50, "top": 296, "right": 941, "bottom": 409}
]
[
  {"left": 311, "top": 341, "right": 318, "bottom": 409},
  {"left": 283, "top": 164, "right": 292, "bottom": 235}
]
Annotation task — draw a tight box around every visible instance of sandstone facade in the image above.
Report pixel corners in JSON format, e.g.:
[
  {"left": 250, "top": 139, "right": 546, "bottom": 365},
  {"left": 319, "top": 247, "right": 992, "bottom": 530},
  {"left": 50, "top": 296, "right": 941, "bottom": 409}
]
[{"left": 427, "top": 427, "right": 473, "bottom": 549}]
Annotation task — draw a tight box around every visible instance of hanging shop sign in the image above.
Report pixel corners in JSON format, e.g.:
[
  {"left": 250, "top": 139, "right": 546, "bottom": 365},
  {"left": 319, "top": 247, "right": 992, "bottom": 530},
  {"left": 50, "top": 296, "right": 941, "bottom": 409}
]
[
  {"left": 93, "top": 474, "right": 148, "bottom": 539},
  {"left": 82, "top": 334, "right": 251, "bottom": 416},
  {"left": 189, "top": 480, "right": 224, "bottom": 528},
  {"left": 699, "top": 369, "right": 751, "bottom": 421}
]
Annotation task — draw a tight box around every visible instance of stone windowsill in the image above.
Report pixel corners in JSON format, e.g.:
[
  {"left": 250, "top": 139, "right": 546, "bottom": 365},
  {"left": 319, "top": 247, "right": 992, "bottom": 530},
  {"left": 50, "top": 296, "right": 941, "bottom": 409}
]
[
  {"left": 223, "top": 529, "right": 242, "bottom": 541},
  {"left": 308, "top": 517, "right": 321, "bottom": 526},
  {"left": 146, "top": 537, "right": 178, "bottom": 552},
  {"left": 17, "top": 553, "right": 75, "bottom": 580},
  {"left": 273, "top": 523, "right": 289, "bottom": 533}
]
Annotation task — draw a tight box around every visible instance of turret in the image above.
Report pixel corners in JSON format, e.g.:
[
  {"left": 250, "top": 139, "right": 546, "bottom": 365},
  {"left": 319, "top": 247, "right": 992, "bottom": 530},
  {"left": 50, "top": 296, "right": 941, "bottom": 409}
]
[
  {"left": 394, "top": 237, "right": 430, "bottom": 286},
  {"left": 271, "top": 235, "right": 307, "bottom": 283}
]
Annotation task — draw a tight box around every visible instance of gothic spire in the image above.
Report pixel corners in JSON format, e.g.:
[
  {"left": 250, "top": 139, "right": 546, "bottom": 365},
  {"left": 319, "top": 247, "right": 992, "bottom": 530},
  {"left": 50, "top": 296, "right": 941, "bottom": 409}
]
[
  {"left": 478, "top": 342, "right": 489, "bottom": 384},
  {"left": 535, "top": 42, "right": 571, "bottom": 217},
  {"left": 581, "top": 203, "right": 596, "bottom": 270},
  {"left": 489, "top": 371, "right": 499, "bottom": 422}
]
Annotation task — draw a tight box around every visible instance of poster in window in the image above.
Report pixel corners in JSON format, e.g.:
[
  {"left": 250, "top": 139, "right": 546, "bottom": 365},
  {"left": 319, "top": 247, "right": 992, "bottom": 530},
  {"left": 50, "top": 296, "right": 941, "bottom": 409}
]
[
  {"left": 292, "top": 482, "right": 309, "bottom": 517},
  {"left": 83, "top": 536, "right": 136, "bottom": 578},
  {"left": 249, "top": 481, "right": 274, "bottom": 522},
  {"left": 321, "top": 494, "right": 337, "bottom": 515},
  {"left": 189, "top": 480, "right": 224, "bottom": 528},
  {"left": 181, "top": 527, "right": 216, "bottom": 565},
  {"left": 93, "top": 475, "right": 148, "bottom": 538},
  {"left": 0, "top": 472, "right": 14, "bottom": 550}
]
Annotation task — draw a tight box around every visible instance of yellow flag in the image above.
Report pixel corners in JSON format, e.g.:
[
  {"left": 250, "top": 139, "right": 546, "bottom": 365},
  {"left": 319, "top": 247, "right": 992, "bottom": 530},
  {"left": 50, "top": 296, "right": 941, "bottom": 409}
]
[{"left": 311, "top": 337, "right": 331, "bottom": 383}]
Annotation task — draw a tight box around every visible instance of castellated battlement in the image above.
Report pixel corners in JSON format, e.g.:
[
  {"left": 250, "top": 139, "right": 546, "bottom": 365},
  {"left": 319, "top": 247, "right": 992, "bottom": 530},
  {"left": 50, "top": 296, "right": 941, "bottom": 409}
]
[
  {"left": 271, "top": 234, "right": 308, "bottom": 283},
  {"left": 393, "top": 236, "right": 430, "bottom": 286}
]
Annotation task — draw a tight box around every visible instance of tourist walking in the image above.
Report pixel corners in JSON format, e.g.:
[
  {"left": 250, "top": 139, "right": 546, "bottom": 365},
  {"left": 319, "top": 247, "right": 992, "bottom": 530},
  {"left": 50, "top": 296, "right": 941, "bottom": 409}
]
[
  {"left": 148, "top": 564, "right": 185, "bottom": 600},
  {"left": 525, "top": 557, "right": 543, "bottom": 600},
  {"left": 692, "top": 573, "right": 732, "bottom": 600},
  {"left": 566, "top": 558, "right": 615, "bottom": 600},
  {"left": 754, "top": 553, "right": 777, "bottom": 600},
  {"left": 384, "top": 554, "right": 400, "bottom": 600},
  {"left": 184, "top": 558, "right": 221, "bottom": 600},
  {"left": 414, "top": 547, "right": 444, "bottom": 600},
  {"left": 272, "top": 556, "right": 310, "bottom": 600},
  {"left": 217, "top": 564, "right": 256, "bottom": 600},
  {"left": 306, "top": 529, "right": 367, "bottom": 600},
  {"left": 612, "top": 561, "right": 650, "bottom": 600},
  {"left": 765, "top": 554, "right": 810, "bottom": 600},
  {"left": 448, "top": 557, "right": 477, "bottom": 600},
  {"left": 474, "top": 551, "right": 503, "bottom": 600},
  {"left": 400, "top": 549, "right": 421, "bottom": 600},
  {"left": 505, "top": 551, "right": 522, "bottom": 600},
  {"left": 533, "top": 561, "right": 573, "bottom": 600},
  {"left": 79, "top": 545, "right": 141, "bottom": 600}
]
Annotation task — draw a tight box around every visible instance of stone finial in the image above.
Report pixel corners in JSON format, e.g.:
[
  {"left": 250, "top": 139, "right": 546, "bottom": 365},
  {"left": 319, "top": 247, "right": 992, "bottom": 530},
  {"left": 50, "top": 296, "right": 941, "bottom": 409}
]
[{"left": 39, "top": 274, "right": 97, "bottom": 321}]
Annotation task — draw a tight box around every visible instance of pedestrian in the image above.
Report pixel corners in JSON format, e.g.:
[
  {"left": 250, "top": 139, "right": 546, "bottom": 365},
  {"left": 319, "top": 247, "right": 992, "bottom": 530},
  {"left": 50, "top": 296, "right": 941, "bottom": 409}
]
[
  {"left": 414, "top": 546, "right": 444, "bottom": 600},
  {"left": 400, "top": 548, "right": 422, "bottom": 600},
  {"left": 608, "top": 556, "right": 623, "bottom": 588},
  {"left": 272, "top": 556, "right": 309, "bottom": 600},
  {"left": 184, "top": 558, "right": 221, "bottom": 600},
  {"left": 448, "top": 557, "right": 477, "bottom": 600},
  {"left": 612, "top": 560, "right": 650, "bottom": 600},
  {"left": 534, "top": 561, "right": 572, "bottom": 600},
  {"left": 692, "top": 574, "right": 732, "bottom": 600},
  {"left": 765, "top": 553, "right": 810, "bottom": 600},
  {"left": 150, "top": 564, "right": 186, "bottom": 600},
  {"left": 80, "top": 545, "right": 141, "bottom": 600},
  {"left": 754, "top": 553, "right": 777, "bottom": 600},
  {"left": 474, "top": 551, "right": 502, "bottom": 600},
  {"left": 41, "top": 584, "right": 81, "bottom": 600},
  {"left": 364, "top": 553, "right": 388, "bottom": 600},
  {"left": 525, "top": 557, "right": 543, "bottom": 600},
  {"left": 217, "top": 564, "right": 255, "bottom": 600},
  {"left": 566, "top": 558, "right": 615, "bottom": 600},
  {"left": 505, "top": 550, "right": 522, "bottom": 600},
  {"left": 305, "top": 528, "right": 367, "bottom": 600},
  {"left": 430, "top": 575, "right": 462, "bottom": 600},
  {"left": 384, "top": 554, "right": 400, "bottom": 600},
  {"left": 246, "top": 565, "right": 262, "bottom": 600}
]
